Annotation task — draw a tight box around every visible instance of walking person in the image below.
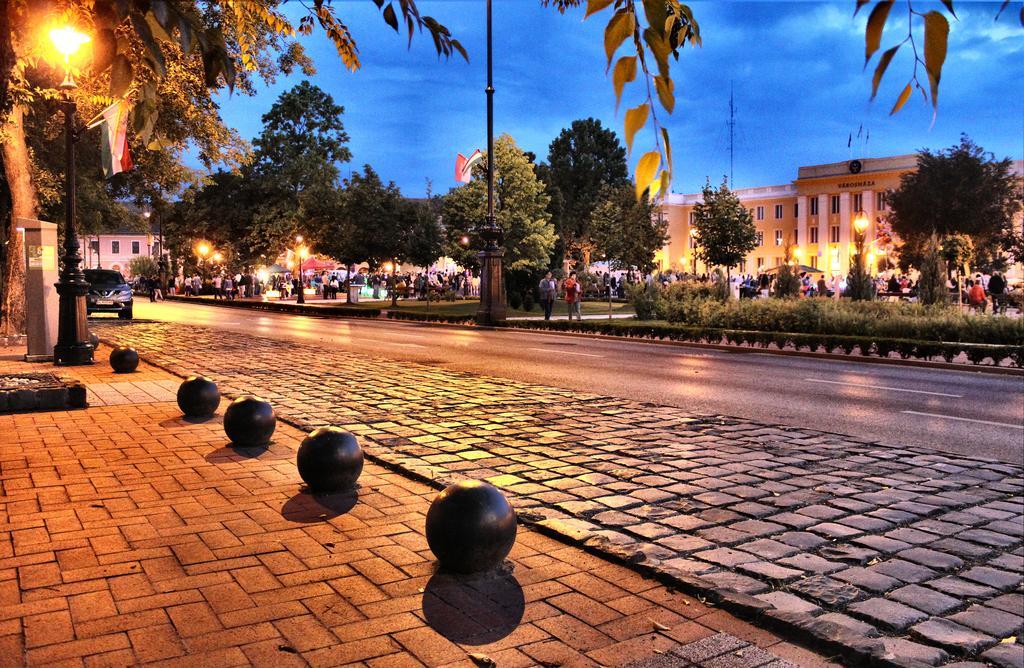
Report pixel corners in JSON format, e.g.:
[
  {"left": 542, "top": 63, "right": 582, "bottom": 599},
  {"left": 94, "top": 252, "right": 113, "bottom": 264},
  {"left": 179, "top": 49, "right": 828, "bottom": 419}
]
[
  {"left": 988, "top": 271, "right": 1007, "bottom": 314},
  {"left": 539, "top": 272, "right": 557, "bottom": 321},
  {"left": 564, "top": 271, "right": 582, "bottom": 321}
]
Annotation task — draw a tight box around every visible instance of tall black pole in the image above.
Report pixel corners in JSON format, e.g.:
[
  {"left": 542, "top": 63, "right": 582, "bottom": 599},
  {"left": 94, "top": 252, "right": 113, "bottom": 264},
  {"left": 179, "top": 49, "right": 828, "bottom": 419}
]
[
  {"left": 475, "top": 0, "right": 507, "bottom": 325},
  {"left": 53, "top": 94, "right": 93, "bottom": 365}
]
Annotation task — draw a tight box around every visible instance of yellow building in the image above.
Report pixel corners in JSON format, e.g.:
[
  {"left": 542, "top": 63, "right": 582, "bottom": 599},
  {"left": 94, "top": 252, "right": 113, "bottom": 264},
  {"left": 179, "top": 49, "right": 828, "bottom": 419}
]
[{"left": 660, "top": 155, "right": 1024, "bottom": 278}]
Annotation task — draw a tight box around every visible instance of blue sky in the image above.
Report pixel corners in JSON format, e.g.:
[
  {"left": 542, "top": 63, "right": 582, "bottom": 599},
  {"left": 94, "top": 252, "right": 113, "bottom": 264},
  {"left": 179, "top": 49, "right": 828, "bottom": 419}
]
[{"left": 205, "top": 0, "right": 1024, "bottom": 197}]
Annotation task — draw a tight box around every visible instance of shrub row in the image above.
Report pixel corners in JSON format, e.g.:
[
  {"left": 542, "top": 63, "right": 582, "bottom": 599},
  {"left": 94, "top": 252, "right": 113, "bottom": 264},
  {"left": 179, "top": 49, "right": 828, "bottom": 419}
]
[
  {"left": 385, "top": 311, "right": 476, "bottom": 324},
  {"left": 166, "top": 295, "right": 381, "bottom": 318},
  {"left": 629, "top": 283, "right": 1024, "bottom": 345},
  {"left": 506, "top": 319, "right": 1024, "bottom": 368}
]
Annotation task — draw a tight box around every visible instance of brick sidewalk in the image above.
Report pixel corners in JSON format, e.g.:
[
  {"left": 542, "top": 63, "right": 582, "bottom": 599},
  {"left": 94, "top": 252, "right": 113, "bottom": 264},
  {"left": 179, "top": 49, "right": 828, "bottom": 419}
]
[
  {"left": 88, "top": 321, "right": 1024, "bottom": 667},
  {"left": 0, "top": 348, "right": 826, "bottom": 667}
]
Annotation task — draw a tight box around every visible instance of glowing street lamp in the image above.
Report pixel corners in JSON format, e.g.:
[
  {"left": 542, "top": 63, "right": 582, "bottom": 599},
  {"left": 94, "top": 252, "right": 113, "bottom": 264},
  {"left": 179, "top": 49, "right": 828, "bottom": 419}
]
[
  {"left": 50, "top": 23, "right": 93, "bottom": 365},
  {"left": 853, "top": 212, "right": 870, "bottom": 236}
]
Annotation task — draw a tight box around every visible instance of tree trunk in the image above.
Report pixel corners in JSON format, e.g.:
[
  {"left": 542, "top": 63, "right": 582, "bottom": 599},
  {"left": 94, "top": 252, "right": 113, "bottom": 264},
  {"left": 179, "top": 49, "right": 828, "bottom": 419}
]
[{"left": 1, "top": 104, "right": 38, "bottom": 336}]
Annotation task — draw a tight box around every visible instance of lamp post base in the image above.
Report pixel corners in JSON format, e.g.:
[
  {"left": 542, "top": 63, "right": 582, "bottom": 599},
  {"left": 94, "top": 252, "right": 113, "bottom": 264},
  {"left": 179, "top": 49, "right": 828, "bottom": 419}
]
[
  {"left": 53, "top": 279, "right": 93, "bottom": 366},
  {"left": 475, "top": 248, "right": 506, "bottom": 326}
]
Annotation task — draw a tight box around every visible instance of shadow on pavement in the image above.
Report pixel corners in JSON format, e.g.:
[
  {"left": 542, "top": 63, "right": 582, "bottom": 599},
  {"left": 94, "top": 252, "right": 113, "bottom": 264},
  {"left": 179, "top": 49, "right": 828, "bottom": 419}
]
[
  {"left": 422, "top": 568, "right": 525, "bottom": 645},
  {"left": 205, "top": 441, "right": 278, "bottom": 462},
  {"left": 281, "top": 489, "right": 359, "bottom": 523}
]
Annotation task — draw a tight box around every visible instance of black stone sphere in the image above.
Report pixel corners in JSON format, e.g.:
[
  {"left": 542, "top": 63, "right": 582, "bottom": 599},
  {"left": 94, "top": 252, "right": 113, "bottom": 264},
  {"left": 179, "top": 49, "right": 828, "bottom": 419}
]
[
  {"left": 223, "top": 396, "right": 276, "bottom": 447},
  {"left": 109, "top": 346, "right": 139, "bottom": 373},
  {"left": 425, "top": 480, "right": 517, "bottom": 574},
  {"left": 177, "top": 376, "right": 220, "bottom": 418},
  {"left": 297, "top": 427, "right": 364, "bottom": 493},
  {"left": 89, "top": 332, "right": 99, "bottom": 348}
]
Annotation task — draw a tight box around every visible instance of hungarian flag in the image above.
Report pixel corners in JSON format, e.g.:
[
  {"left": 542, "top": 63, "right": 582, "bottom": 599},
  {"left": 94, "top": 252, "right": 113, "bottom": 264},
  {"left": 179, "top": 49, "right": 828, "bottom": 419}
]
[
  {"left": 87, "top": 101, "right": 133, "bottom": 178},
  {"left": 455, "top": 149, "right": 483, "bottom": 183}
]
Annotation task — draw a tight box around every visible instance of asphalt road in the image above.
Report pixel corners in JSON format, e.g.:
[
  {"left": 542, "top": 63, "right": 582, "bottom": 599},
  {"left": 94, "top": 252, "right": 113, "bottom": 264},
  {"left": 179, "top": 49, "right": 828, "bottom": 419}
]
[{"left": 125, "top": 300, "right": 1024, "bottom": 464}]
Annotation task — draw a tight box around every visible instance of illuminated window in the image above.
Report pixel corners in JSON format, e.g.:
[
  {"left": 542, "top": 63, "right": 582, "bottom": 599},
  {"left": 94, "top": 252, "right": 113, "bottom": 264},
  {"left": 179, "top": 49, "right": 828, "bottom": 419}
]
[{"left": 774, "top": 230, "right": 783, "bottom": 246}]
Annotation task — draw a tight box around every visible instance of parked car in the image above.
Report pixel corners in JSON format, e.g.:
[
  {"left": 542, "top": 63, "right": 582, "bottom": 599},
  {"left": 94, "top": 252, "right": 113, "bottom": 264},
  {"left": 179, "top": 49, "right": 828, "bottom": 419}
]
[{"left": 85, "top": 269, "right": 133, "bottom": 319}]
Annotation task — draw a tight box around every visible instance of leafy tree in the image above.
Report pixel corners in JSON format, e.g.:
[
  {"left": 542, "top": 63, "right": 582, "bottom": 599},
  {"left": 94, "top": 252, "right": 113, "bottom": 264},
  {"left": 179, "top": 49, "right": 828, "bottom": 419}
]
[
  {"left": 690, "top": 177, "right": 757, "bottom": 282},
  {"left": 1, "top": 0, "right": 463, "bottom": 334},
  {"left": 128, "top": 255, "right": 159, "bottom": 279},
  {"left": 889, "top": 136, "right": 1021, "bottom": 272},
  {"left": 589, "top": 183, "right": 666, "bottom": 271},
  {"left": 539, "top": 118, "right": 629, "bottom": 268},
  {"left": 442, "top": 135, "right": 556, "bottom": 275},
  {"left": 917, "top": 234, "right": 948, "bottom": 306}
]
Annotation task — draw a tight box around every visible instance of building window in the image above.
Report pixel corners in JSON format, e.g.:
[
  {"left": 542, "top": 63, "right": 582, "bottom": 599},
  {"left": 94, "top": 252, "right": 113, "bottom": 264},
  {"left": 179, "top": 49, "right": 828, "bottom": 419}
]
[
  {"left": 774, "top": 204, "right": 783, "bottom": 219},
  {"left": 810, "top": 198, "right": 819, "bottom": 216},
  {"left": 111, "top": 240, "right": 120, "bottom": 254},
  {"left": 830, "top": 195, "right": 840, "bottom": 214},
  {"left": 756, "top": 257, "right": 764, "bottom": 269},
  {"left": 89, "top": 240, "right": 99, "bottom": 253},
  {"left": 131, "top": 241, "right": 141, "bottom": 255},
  {"left": 755, "top": 231, "right": 764, "bottom": 247},
  {"left": 756, "top": 206, "right": 765, "bottom": 221},
  {"left": 876, "top": 192, "right": 887, "bottom": 210},
  {"left": 688, "top": 212, "right": 694, "bottom": 224},
  {"left": 794, "top": 202, "right": 799, "bottom": 217},
  {"left": 853, "top": 193, "right": 863, "bottom": 212},
  {"left": 793, "top": 229, "right": 799, "bottom": 244},
  {"left": 830, "top": 225, "right": 840, "bottom": 243},
  {"left": 774, "top": 230, "right": 783, "bottom": 246},
  {"left": 810, "top": 227, "right": 819, "bottom": 244},
  {"left": 738, "top": 260, "right": 746, "bottom": 273},
  {"left": 810, "top": 255, "right": 818, "bottom": 268},
  {"left": 689, "top": 235, "right": 696, "bottom": 249}
]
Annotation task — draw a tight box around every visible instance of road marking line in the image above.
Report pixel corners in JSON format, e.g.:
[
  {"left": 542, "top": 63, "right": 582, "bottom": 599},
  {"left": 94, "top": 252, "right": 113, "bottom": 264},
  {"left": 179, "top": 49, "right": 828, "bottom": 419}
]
[
  {"left": 901, "top": 411, "right": 1023, "bottom": 430},
  {"left": 528, "top": 347, "right": 602, "bottom": 358},
  {"left": 804, "top": 377, "right": 962, "bottom": 398}
]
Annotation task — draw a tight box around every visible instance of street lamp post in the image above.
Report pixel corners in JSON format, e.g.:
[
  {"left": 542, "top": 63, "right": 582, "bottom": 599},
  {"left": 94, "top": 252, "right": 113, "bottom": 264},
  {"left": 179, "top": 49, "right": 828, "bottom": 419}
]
[
  {"left": 51, "top": 26, "right": 94, "bottom": 366},
  {"left": 474, "top": 0, "right": 507, "bottom": 326},
  {"left": 294, "top": 236, "right": 307, "bottom": 304}
]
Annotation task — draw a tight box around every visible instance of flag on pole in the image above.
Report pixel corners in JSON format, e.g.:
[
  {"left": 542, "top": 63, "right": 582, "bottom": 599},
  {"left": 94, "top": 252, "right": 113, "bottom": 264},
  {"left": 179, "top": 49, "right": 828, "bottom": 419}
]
[
  {"left": 455, "top": 149, "right": 483, "bottom": 184},
  {"left": 87, "top": 101, "right": 133, "bottom": 178}
]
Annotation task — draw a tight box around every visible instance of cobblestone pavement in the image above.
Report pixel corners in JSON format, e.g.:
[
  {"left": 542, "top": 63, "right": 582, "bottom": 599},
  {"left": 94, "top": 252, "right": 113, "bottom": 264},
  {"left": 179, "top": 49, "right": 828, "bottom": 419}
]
[
  {"left": 0, "top": 349, "right": 825, "bottom": 667},
  {"left": 93, "top": 322, "right": 1024, "bottom": 667}
]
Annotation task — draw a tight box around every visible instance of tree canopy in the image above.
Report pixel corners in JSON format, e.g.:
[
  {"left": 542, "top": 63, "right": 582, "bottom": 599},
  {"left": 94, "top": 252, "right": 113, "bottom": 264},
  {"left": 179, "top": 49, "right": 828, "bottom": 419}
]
[
  {"left": 589, "top": 183, "right": 666, "bottom": 272},
  {"left": 691, "top": 177, "right": 757, "bottom": 277}
]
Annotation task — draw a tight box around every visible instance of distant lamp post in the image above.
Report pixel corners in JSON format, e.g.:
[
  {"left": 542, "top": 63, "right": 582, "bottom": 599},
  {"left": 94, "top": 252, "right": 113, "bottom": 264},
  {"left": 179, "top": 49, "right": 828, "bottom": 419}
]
[
  {"left": 475, "top": 0, "right": 506, "bottom": 326},
  {"left": 294, "top": 236, "right": 307, "bottom": 304},
  {"left": 51, "top": 24, "right": 93, "bottom": 366},
  {"left": 195, "top": 241, "right": 211, "bottom": 282},
  {"left": 689, "top": 228, "right": 698, "bottom": 274}
]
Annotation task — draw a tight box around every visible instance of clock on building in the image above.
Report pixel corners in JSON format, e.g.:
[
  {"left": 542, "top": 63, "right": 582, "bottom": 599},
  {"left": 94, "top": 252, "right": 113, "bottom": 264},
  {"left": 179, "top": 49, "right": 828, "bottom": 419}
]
[{"left": 848, "top": 159, "right": 863, "bottom": 174}]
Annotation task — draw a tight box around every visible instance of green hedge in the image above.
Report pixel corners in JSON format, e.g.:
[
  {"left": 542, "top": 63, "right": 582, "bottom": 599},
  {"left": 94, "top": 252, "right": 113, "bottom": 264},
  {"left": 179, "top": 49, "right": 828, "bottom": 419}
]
[
  {"left": 166, "top": 295, "right": 381, "bottom": 318},
  {"left": 505, "top": 319, "right": 1023, "bottom": 368},
  {"left": 633, "top": 284, "right": 1023, "bottom": 345},
  {"left": 385, "top": 311, "right": 476, "bottom": 324}
]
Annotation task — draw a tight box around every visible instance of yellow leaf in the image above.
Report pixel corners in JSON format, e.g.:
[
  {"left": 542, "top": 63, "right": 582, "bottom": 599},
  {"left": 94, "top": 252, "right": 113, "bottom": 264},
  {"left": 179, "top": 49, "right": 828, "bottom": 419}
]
[
  {"left": 871, "top": 44, "right": 900, "bottom": 100},
  {"left": 1001, "top": 636, "right": 1017, "bottom": 644},
  {"left": 661, "top": 127, "right": 673, "bottom": 174},
  {"left": 865, "top": 0, "right": 894, "bottom": 65},
  {"left": 624, "top": 103, "right": 649, "bottom": 155},
  {"left": 585, "top": 0, "right": 615, "bottom": 19},
  {"left": 890, "top": 82, "right": 912, "bottom": 115},
  {"left": 655, "top": 75, "right": 675, "bottom": 113},
  {"left": 923, "top": 10, "right": 949, "bottom": 107},
  {"left": 649, "top": 169, "right": 664, "bottom": 198},
  {"left": 605, "top": 9, "right": 636, "bottom": 71},
  {"left": 659, "top": 170, "right": 671, "bottom": 201},
  {"left": 642, "top": 0, "right": 668, "bottom": 35},
  {"left": 635, "top": 151, "right": 661, "bottom": 200},
  {"left": 612, "top": 56, "right": 637, "bottom": 112}
]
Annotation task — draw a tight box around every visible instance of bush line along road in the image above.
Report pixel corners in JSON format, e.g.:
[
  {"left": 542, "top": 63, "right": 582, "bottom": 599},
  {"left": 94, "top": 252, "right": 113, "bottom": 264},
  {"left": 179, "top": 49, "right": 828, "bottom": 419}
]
[{"left": 126, "top": 300, "right": 1023, "bottom": 462}]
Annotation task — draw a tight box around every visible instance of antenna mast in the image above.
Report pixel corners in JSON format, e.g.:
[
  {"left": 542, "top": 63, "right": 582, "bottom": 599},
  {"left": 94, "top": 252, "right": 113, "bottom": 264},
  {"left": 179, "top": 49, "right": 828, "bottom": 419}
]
[{"left": 727, "top": 82, "right": 736, "bottom": 186}]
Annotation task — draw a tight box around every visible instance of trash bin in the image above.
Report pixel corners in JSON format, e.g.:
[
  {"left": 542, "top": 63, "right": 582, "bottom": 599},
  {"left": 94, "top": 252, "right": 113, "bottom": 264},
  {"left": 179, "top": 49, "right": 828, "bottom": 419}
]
[{"left": 348, "top": 285, "right": 360, "bottom": 303}]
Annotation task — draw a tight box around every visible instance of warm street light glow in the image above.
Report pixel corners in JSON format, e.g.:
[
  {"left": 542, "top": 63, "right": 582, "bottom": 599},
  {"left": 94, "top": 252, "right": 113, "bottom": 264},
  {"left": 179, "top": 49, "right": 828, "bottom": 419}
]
[
  {"left": 196, "top": 242, "right": 211, "bottom": 257},
  {"left": 298, "top": 246, "right": 309, "bottom": 260},
  {"left": 383, "top": 262, "right": 394, "bottom": 273},
  {"left": 689, "top": 228, "right": 697, "bottom": 237},
  {"left": 212, "top": 251, "right": 223, "bottom": 262},
  {"left": 853, "top": 212, "right": 870, "bottom": 235},
  {"left": 460, "top": 235, "right": 469, "bottom": 245},
  {"left": 295, "top": 235, "right": 303, "bottom": 243},
  {"left": 142, "top": 211, "right": 151, "bottom": 219},
  {"left": 793, "top": 248, "right": 803, "bottom": 258},
  {"left": 49, "top": 26, "right": 91, "bottom": 61}
]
